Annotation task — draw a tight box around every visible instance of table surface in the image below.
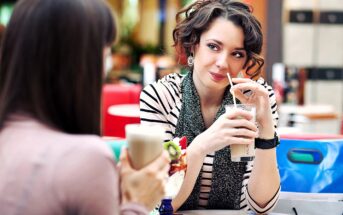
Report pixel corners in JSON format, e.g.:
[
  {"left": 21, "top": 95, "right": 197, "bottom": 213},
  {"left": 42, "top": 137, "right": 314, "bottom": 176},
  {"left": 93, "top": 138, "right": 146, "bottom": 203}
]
[
  {"left": 279, "top": 104, "right": 338, "bottom": 119},
  {"left": 178, "top": 193, "right": 343, "bottom": 215},
  {"left": 178, "top": 210, "right": 287, "bottom": 215},
  {"left": 107, "top": 104, "right": 140, "bottom": 118}
]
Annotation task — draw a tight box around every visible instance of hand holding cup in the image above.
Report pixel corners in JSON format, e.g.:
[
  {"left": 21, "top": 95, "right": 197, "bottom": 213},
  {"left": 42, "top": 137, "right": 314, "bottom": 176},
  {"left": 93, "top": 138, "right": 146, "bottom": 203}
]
[
  {"left": 119, "top": 149, "right": 170, "bottom": 210},
  {"left": 225, "top": 104, "right": 256, "bottom": 162}
]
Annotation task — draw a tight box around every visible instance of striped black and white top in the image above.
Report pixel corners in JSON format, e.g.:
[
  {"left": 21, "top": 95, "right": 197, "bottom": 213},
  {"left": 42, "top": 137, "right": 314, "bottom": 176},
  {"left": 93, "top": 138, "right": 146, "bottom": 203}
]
[{"left": 140, "top": 73, "right": 280, "bottom": 213}]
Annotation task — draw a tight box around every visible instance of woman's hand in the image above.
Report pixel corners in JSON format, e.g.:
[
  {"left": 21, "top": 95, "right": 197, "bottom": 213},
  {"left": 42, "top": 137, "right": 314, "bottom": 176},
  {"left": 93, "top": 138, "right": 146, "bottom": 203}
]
[
  {"left": 119, "top": 149, "right": 170, "bottom": 210},
  {"left": 194, "top": 109, "right": 258, "bottom": 155},
  {"left": 230, "top": 78, "right": 275, "bottom": 138},
  {"left": 231, "top": 78, "right": 273, "bottom": 124}
]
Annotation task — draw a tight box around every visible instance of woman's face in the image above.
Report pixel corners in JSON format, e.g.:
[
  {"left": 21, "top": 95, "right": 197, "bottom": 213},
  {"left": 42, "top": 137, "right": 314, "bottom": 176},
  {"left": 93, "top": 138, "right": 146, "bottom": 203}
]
[{"left": 192, "top": 18, "right": 247, "bottom": 91}]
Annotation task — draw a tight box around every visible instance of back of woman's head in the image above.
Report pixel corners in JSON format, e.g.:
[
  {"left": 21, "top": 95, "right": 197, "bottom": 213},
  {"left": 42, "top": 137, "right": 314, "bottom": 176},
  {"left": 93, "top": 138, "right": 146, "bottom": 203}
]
[
  {"left": 173, "top": 0, "right": 263, "bottom": 78},
  {"left": 0, "top": 0, "right": 116, "bottom": 134},
  {"left": 0, "top": 24, "right": 5, "bottom": 45}
]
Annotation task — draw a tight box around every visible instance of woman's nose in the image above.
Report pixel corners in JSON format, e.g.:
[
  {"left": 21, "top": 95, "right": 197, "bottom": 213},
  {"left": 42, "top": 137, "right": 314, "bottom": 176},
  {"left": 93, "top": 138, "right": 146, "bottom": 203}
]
[{"left": 215, "top": 53, "right": 229, "bottom": 69}]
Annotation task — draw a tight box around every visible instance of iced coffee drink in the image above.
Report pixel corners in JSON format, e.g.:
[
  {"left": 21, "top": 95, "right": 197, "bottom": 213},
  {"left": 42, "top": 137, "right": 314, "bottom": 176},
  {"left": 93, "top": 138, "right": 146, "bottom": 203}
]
[
  {"left": 225, "top": 104, "right": 256, "bottom": 162},
  {"left": 125, "top": 124, "right": 164, "bottom": 169}
]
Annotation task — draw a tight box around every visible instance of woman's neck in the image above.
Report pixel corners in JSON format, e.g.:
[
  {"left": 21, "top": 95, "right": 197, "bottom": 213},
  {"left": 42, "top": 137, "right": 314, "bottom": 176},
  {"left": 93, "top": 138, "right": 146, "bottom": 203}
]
[
  {"left": 194, "top": 81, "right": 225, "bottom": 128},
  {"left": 200, "top": 88, "right": 224, "bottom": 107},
  {"left": 193, "top": 80, "right": 225, "bottom": 108}
]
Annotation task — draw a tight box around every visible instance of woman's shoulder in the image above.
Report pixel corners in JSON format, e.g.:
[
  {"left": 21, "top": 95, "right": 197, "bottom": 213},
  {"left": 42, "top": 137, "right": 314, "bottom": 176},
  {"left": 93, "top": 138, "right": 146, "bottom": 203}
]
[
  {"left": 140, "top": 73, "right": 185, "bottom": 109},
  {"left": 51, "top": 133, "right": 116, "bottom": 179},
  {"left": 142, "top": 73, "right": 184, "bottom": 97},
  {"left": 55, "top": 133, "right": 114, "bottom": 161},
  {"left": 15, "top": 119, "right": 115, "bottom": 163},
  {"left": 2, "top": 116, "right": 113, "bottom": 161},
  {"left": 160, "top": 72, "right": 185, "bottom": 84}
]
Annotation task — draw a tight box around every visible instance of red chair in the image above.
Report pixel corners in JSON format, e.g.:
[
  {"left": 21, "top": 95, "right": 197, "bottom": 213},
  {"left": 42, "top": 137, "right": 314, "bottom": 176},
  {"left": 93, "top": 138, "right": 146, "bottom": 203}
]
[{"left": 101, "top": 84, "right": 141, "bottom": 137}]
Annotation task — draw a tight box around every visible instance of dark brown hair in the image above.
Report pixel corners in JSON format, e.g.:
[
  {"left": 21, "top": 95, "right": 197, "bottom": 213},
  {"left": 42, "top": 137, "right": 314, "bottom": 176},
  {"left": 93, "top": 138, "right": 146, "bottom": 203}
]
[
  {"left": 0, "top": 24, "right": 5, "bottom": 47},
  {"left": 173, "top": 0, "right": 264, "bottom": 78},
  {"left": 0, "top": 0, "right": 116, "bottom": 135}
]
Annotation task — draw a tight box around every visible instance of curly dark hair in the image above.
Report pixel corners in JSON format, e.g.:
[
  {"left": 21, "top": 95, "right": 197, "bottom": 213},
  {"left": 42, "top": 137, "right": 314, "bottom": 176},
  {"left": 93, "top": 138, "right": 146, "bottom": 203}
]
[{"left": 173, "top": 0, "right": 264, "bottom": 79}]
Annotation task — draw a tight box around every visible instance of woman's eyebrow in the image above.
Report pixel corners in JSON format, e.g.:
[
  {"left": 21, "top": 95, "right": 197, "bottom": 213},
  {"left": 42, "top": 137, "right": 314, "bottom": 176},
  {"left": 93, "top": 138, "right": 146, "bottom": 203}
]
[
  {"left": 205, "top": 39, "right": 223, "bottom": 45},
  {"left": 205, "top": 39, "right": 245, "bottom": 50}
]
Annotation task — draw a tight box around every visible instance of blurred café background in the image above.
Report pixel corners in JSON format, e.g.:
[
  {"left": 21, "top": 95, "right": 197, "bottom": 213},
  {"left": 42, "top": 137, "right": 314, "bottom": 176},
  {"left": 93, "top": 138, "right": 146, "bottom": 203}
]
[
  {"left": 0, "top": 0, "right": 342, "bottom": 138},
  {"left": 1, "top": 1, "right": 343, "bottom": 212}
]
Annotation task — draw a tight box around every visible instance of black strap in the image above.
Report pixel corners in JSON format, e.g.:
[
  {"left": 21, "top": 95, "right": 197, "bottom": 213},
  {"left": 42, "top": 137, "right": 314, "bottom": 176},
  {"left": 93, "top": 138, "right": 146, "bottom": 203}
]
[{"left": 255, "top": 133, "right": 279, "bottom": 149}]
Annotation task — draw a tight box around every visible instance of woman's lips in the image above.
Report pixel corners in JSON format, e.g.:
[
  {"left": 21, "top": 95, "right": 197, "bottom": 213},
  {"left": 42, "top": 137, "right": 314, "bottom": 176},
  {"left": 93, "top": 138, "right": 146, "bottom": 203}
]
[{"left": 209, "top": 72, "right": 226, "bottom": 81}]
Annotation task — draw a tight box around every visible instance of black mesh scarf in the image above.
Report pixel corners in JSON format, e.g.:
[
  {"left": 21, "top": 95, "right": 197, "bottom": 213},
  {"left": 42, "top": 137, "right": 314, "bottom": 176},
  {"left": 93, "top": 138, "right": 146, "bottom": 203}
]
[{"left": 175, "top": 72, "right": 247, "bottom": 210}]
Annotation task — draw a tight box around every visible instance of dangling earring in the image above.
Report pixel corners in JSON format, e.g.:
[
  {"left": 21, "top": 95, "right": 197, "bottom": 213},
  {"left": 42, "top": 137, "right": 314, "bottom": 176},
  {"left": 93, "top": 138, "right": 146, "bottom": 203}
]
[
  {"left": 236, "top": 71, "right": 244, "bottom": 78},
  {"left": 187, "top": 54, "right": 194, "bottom": 67}
]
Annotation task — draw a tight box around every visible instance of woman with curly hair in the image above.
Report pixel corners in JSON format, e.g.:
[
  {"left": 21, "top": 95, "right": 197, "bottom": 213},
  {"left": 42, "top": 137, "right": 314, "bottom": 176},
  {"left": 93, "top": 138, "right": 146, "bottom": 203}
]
[{"left": 140, "top": 0, "right": 280, "bottom": 213}]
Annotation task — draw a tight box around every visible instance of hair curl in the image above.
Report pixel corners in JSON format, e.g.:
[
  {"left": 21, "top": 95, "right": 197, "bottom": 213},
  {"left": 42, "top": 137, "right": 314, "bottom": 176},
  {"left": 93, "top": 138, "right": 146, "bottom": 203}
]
[{"left": 173, "top": 0, "right": 264, "bottom": 79}]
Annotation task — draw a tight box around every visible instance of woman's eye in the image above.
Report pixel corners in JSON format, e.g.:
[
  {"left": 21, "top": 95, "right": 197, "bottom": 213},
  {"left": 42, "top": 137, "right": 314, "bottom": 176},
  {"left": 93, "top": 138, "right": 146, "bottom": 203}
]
[
  {"left": 233, "top": 52, "right": 244, "bottom": 58},
  {"left": 207, "top": 43, "right": 219, "bottom": 51}
]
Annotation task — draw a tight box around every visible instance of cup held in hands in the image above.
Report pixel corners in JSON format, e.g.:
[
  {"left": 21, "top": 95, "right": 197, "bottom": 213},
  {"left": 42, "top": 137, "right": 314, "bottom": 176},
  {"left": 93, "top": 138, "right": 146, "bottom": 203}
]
[
  {"left": 125, "top": 124, "right": 164, "bottom": 169},
  {"left": 225, "top": 104, "right": 256, "bottom": 162}
]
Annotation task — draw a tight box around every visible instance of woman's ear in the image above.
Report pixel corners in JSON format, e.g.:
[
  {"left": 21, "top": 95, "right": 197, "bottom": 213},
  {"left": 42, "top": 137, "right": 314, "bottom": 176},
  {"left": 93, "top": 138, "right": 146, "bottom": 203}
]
[{"left": 192, "top": 44, "right": 199, "bottom": 56}]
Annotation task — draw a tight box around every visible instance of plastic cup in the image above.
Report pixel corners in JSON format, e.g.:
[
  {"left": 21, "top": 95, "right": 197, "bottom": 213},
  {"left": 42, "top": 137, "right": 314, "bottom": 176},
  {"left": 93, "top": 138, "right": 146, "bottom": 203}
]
[
  {"left": 125, "top": 124, "right": 164, "bottom": 169},
  {"left": 225, "top": 104, "right": 256, "bottom": 162}
]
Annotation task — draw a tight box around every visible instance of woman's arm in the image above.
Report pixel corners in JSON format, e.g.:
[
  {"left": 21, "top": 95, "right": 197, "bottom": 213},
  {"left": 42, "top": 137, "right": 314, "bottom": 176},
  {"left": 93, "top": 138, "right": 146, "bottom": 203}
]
[
  {"left": 173, "top": 110, "right": 258, "bottom": 210},
  {"left": 171, "top": 134, "right": 207, "bottom": 210},
  {"left": 139, "top": 78, "right": 181, "bottom": 142},
  {"left": 246, "top": 108, "right": 280, "bottom": 212},
  {"left": 231, "top": 78, "right": 281, "bottom": 213}
]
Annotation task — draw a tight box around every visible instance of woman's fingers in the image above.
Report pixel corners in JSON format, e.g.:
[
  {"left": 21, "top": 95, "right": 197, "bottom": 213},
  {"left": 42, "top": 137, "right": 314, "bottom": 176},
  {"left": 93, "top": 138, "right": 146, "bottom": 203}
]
[
  {"left": 119, "top": 148, "right": 132, "bottom": 170},
  {"left": 146, "top": 150, "right": 170, "bottom": 171},
  {"left": 229, "top": 136, "right": 255, "bottom": 145},
  {"left": 224, "top": 109, "right": 254, "bottom": 121},
  {"left": 231, "top": 77, "right": 252, "bottom": 83},
  {"left": 221, "top": 113, "right": 259, "bottom": 138},
  {"left": 231, "top": 81, "right": 268, "bottom": 97},
  {"left": 120, "top": 148, "right": 170, "bottom": 210},
  {"left": 231, "top": 83, "right": 258, "bottom": 95},
  {"left": 225, "top": 118, "right": 257, "bottom": 130},
  {"left": 233, "top": 127, "right": 258, "bottom": 138},
  {"left": 231, "top": 88, "right": 250, "bottom": 103},
  {"left": 119, "top": 147, "right": 127, "bottom": 162},
  {"left": 222, "top": 125, "right": 257, "bottom": 139}
]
